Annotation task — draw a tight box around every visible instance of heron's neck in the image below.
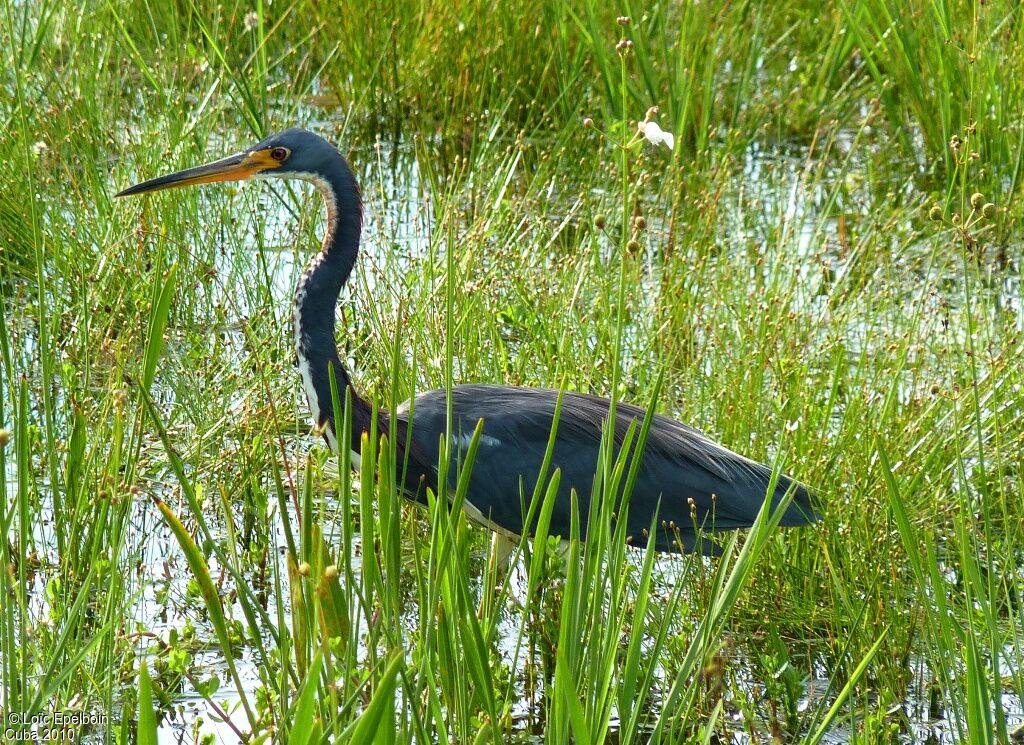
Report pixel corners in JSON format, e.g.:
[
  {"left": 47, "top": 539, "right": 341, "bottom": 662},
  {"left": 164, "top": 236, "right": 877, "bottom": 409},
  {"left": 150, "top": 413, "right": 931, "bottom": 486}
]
[{"left": 292, "top": 160, "right": 377, "bottom": 450}]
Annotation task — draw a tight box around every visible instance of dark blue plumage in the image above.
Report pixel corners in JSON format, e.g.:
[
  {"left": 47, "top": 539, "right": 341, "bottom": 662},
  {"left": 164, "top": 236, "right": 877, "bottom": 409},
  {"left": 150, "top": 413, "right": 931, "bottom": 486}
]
[
  {"left": 117, "top": 128, "right": 820, "bottom": 556},
  {"left": 396, "top": 386, "right": 816, "bottom": 553}
]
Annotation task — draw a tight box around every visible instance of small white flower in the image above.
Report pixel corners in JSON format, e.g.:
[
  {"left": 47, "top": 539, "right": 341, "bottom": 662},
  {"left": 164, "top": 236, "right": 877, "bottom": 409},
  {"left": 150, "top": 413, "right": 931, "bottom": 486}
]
[
  {"left": 637, "top": 121, "right": 674, "bottom": 150},
  {"left": 243, "top": 11, "right": 259, "bottom": 31},
  {"left": 31, "top": 140, "right": 48, "bottom": 156}
]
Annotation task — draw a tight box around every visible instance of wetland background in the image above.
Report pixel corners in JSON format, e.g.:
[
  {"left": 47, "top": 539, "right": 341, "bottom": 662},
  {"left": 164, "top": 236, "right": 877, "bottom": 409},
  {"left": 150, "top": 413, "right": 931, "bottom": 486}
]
[{"left": 1, "top": 0, "right": 1023, "bottom": 742}]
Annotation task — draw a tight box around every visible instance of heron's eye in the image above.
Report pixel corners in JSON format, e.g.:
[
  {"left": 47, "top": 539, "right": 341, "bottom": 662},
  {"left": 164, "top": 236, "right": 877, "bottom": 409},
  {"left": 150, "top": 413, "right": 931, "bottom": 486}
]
[{"left": 270, "top": 147, "right": 289, "bottom": 162}]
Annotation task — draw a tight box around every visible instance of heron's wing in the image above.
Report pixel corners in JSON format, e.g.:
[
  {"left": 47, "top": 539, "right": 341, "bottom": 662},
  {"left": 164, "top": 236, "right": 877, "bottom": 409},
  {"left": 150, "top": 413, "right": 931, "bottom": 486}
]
[{"left": 403, "top": 385, "right": 817, "bottom": 553}]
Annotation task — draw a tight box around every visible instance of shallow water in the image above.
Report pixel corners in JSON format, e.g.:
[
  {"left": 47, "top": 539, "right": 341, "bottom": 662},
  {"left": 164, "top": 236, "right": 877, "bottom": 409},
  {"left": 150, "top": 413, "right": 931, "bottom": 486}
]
[{"left": 6, "top": 133, "right": 1022, "bottom": 743}]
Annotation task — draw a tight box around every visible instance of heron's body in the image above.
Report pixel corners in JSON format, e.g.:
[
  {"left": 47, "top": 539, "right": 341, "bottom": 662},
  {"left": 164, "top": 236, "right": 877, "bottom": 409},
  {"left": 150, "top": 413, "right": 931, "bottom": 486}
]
[
  {"left": 393, "top": 385, "right": 813, "bottom": 552},
  {"left": 118, "top": 127, "right": 818, "bottom": 555}
]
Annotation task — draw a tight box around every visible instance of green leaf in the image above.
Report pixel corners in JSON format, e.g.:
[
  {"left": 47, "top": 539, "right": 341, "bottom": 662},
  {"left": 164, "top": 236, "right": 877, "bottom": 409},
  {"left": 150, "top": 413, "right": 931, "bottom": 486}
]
[
  {"left": 341, "top": 652, "right": 403, "bottom": 743},
  {"left": 142, "top": 262, "right": 177, "bottom": 394},
  {"left": 137, "top": 660, "right": 158, "bottom": 745},
  {"left": 290, "top": 652, "right": 322, "bottom": 745}
]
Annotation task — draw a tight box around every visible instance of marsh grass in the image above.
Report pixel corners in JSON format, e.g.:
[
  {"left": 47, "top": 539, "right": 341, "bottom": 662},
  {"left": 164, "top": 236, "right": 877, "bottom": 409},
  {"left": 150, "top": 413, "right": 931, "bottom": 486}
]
[{"left": 3, "top": 0, "right": 1024, "bottom": 742}]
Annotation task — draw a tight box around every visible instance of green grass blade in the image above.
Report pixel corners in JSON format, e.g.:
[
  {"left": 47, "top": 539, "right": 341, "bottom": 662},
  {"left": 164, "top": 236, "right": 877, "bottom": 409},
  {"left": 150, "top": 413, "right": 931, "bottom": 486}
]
[
  {"left": 154, "top": 498, "right": 257, "bottom": 728},
  {"left": 137, "top": 660, "right": 158, "bottom": 745},
  {"left": 141, "top": 262, "right": 177, "bottom": 394}
]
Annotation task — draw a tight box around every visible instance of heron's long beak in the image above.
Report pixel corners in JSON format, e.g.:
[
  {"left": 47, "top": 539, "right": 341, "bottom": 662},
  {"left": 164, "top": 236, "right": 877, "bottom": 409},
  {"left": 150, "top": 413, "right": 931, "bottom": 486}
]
[{"left": 115, "top": 149, "right": 281, "bottom": 197}]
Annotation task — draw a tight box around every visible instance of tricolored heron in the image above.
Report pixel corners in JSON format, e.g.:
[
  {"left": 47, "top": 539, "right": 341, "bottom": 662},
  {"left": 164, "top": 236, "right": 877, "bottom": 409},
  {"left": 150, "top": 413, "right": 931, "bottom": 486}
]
[{"left": 117, "top": 128, "right": 818, "bottom": 557}]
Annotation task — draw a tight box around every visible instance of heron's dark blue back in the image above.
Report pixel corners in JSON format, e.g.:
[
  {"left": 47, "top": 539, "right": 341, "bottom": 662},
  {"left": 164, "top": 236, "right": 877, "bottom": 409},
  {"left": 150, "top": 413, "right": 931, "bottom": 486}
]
[{"left": 395, "top": 385, "right": 818, "bottom": 554}]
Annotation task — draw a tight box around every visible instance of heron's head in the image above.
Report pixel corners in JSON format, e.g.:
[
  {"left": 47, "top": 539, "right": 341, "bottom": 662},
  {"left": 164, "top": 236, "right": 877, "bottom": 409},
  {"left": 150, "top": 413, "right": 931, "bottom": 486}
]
[{"left": 116, "top": 128, "right": 340, "bottom": 197}]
